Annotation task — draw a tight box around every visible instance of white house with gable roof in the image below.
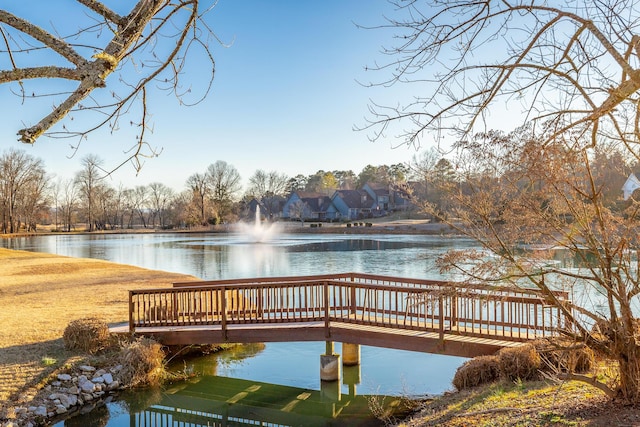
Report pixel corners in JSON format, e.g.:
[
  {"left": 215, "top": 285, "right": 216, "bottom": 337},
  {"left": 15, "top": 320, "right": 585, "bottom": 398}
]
[{"left": 623, "top": 173, "right": 640, "bottom": 200}]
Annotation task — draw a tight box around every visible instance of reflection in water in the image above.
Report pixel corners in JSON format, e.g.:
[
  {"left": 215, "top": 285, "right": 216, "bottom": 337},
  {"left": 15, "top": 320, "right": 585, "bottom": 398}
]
[
  {"left": 80, "top": 376, "right": 407, "bottom": 427},
  {"left": 178, "top": 343, "right": 267, "bottom": 377},
  {"left": 0, "top": 233, "right": 473, "bottom": 281}
]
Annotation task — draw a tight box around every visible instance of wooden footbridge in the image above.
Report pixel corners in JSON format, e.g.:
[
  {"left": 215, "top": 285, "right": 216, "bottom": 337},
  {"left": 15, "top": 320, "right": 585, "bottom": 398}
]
[{"left": 128, "top": 273, "right": 570, "bottom": 358}]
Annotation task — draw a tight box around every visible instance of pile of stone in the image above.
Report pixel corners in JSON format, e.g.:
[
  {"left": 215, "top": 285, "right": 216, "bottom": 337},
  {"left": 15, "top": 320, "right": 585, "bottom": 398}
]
[{"left": 7, "top": 364, "right": 123, "bottom": 427}]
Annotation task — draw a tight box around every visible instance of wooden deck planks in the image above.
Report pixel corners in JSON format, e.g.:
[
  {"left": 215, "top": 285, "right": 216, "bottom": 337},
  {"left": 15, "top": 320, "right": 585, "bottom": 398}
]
[{"left": 128, "top": 319, "right": 523, "bottom": 358}]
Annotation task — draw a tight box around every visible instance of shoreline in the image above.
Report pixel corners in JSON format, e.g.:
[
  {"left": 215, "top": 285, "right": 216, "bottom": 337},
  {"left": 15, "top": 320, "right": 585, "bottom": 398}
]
[{"left": 0, "top": 217, "right": 458, "bottom": 240}]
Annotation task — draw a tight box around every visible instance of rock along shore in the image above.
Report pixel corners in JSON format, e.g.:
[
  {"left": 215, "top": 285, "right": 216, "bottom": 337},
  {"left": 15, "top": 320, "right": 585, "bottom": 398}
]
[{"left": 5, "top": 364, "right": 123, "bottom": 427}]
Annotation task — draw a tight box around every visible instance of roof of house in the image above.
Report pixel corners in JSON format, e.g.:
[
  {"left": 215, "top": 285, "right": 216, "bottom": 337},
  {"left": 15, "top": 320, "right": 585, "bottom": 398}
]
[
  {"left": 293, "top": 192, "right": 332, "bottom": 212},
  {"left": 365, "top": 182, "right": 390, "bottom": 197},
  {"left": 333, "top": 189, "right": 376, "bottom": 209},
  {"left": 293, "top": 191, "right": 325, "bottom": 199}
]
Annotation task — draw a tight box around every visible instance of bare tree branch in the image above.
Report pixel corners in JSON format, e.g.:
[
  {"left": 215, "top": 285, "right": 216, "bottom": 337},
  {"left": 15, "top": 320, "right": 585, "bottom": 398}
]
[
  {"left": 0, "top": 0, "right": 218, "bottom": 171},
  {"left": 362, "top": 1, "right": 640, "bottom": 151},
  {"left": 76, "top": 0, "right": 122, "bottom": 24},
  {"left": 0, "top": 10, "right": 87, "bottom": 67}
]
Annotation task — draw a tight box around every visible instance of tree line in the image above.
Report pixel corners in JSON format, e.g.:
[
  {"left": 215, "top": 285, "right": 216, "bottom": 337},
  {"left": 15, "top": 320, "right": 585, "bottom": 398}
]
[
  {"left": 3, "top": 140, "right": 632, "bottom": 234},
  {"left": 0, "top": 148, "right": 416, "bottom": 233}
]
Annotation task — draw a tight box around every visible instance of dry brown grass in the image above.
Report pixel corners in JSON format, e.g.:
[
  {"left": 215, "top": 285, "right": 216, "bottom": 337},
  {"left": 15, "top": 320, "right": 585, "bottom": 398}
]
[
  {"left": 63, "top": 317, "right": 112, "bottom": 354},
  {"left": 118, "top": 337, "right": 167, "bottom": 388},
  {"left": 497, "top": 344, "right": 541, "bottom": 382},
  {"left": 0, "top": 247, "right": 199, "bottom": 418},
  {"left": 452, "top": 355, "right": 500, "bottom": 391},
  {"left": 533, "top": 338, "right": 595, "bottom": 375}
]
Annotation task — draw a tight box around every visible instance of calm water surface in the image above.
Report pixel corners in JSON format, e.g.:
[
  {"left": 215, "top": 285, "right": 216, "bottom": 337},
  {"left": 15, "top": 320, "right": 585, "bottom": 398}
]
[{"left": 2, "top": 231, "right": 476, "bottom": 426}]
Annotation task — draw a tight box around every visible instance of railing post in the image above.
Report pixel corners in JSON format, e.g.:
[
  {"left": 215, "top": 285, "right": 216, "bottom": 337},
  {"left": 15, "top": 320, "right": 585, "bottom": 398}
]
[
  {"left": 438, "top": 295, "right": 444, "bottom": 342},
  {"left": 324, "top": 281, "right": 330, "bottom": 339},
  {"left": 534, "top": 299, "right": 539, "bottom": 338},
  {"left": 129, "top": 291, "right": 134, "bottom": 333},
  {"left": 451, "top": 293, "right": 458, "bottom": 328},
  {"left": 172, "top": 292, "right": 178, "bottom": 323},
  {"left": 350, "top": 284, "right": 356, "bottom": 315},
  {"left": 221, "top": 287, "right": 227, "bottom": 340}
]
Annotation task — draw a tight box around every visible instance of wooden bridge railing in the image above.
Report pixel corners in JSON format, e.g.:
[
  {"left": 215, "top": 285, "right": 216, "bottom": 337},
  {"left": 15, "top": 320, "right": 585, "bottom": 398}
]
[{"left": 129, "top": 273, "right": 571, "bottom": 343}]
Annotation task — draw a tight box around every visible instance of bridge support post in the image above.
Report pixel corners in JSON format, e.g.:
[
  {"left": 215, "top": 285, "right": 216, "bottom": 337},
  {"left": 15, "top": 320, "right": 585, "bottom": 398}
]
[
  {"left": 342, "top": 343, "right": 360, "bottom": 366},
  {"left": 320, "top": 341, "right": 340, "bottom": 382}
]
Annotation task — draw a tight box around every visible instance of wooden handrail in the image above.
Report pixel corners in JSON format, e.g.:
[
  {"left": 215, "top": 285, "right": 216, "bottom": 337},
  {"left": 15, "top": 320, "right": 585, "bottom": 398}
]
[
  {"left": 172, "top": 272, "right": 569, "bottom": 299},
  {"left": 129, "top": 273, "right": 571, "bottom": 343}
]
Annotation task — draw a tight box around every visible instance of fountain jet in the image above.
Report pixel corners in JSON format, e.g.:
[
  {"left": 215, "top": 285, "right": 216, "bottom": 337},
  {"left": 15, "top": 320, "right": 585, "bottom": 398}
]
[{"left": 236, "top": 205, "right": 279, "bottom": 243}]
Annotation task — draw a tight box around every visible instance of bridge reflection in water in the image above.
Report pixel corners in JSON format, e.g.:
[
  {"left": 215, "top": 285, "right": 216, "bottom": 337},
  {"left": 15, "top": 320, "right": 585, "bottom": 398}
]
[{"left": 129, "top": 375, "right": 406, "bottom": 427}]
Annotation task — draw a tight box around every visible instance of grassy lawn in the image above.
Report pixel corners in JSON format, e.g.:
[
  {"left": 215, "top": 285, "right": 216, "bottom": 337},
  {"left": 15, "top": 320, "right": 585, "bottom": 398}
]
[{"left": 0, "top": 247, "right": 198, "bottom": 419}]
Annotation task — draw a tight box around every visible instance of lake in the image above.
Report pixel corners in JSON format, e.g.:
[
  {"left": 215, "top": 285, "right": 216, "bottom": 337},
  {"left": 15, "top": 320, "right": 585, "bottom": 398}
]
[{"left": 1, "top": 231, "right": 476, "bottom": 426}]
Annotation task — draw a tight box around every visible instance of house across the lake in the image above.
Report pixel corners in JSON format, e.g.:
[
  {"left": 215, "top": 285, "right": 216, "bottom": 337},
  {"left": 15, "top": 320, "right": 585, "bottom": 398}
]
[
  {"left": 277, "top": 182, "right": 413, "bottom": 222},
  {"left": 623, "top": 173, "right": 640, "bottom": 201}
]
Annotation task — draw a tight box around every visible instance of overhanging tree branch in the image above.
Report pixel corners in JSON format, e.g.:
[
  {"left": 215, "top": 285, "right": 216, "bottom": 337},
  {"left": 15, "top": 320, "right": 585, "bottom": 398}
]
[{"left": 0, "top": 1, "right": 219, "bottom": 171}]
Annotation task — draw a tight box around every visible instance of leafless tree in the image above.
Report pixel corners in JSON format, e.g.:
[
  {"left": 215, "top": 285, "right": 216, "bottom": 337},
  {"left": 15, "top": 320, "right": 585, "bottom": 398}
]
[
  {"left": 288, "top": 200, "right": 307, "bottom": 225},
  {"left": 247, "top": 170, "right": 290, "bottom": 199},
  {"left": 423, "top": 125, "right": 640, "bottom": 401},
  {"left": 365, "top": 1, "right": 640, "bottom": 402},
  {"left": 0, "top": 148, "right": 46, "bottom": 233},
  {"left": 51, "top": 178, "right": 63, "bottom": 231},
  {"left": 170, "top": 189, "right": 193, "bottom": 228},
  {"left": 131, "top": 185, "right": 149, "bottom": 228},
  {"left": 18, "top": 169, "right": 50, "bottom": 232},
  {"left": 74, "top": 154, "right": 104, "bottom": 231},
  {"left": 246, "top": 170, "right": 289, "bottom": 218},
  {"left": 362, "top": 0, "right": 640, "bottom": 156},
  {"left": 59, "top": 178, "right": 79, "bottom": 232},
  {"left": 148, "top": 182, "right": 175, "bottom": 228},
  {"left": 0, "top": 1, "right": 218, "bottom": 171},
  {"left": 94, "top": 184, "right": 116, "bottom": 230},
  {"left": 206, "top": 160, "right": 242, "bottom": 222},
  {"left": 110, "top": 183, "right": 128, "bottom": 229},
  {"left": 186, "top": 172, "right": 209, "bottom": 225}
]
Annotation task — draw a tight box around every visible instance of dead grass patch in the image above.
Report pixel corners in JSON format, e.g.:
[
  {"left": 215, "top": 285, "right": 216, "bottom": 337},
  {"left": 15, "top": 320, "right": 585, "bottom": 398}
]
[
  {"left": 452, "top": 345, "right": 541, "bottom": 392},
  {"left": 452, "top": 355, "right": 500, "bottom": 391},
  {"left": 63, "top": 318, "right": 112, "bottom": 354},
  {"left": 497, "top": 344, "right": 541, "bottom": 382},
  {"left": 118, "top": 338, "right": 167, "bottom": 388},
  {"left": 0, "top": 248, "right": 198, "bottom": 418},
  {"left": 533, "top": 338, "right": 594, "bottom": 374}
]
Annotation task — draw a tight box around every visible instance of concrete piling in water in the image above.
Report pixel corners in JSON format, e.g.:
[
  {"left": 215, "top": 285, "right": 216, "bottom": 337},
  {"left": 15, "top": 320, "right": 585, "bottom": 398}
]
[
  {"left": 342, "top": 343, "right": 360, "bottom": 366},
  {"left": 320, "top": 341, "right": 340, "bottom": 382}
]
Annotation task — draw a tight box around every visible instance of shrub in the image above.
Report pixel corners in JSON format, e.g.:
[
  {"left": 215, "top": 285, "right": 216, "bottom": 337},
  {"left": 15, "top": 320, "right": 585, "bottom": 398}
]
[
  {"left": 533, "top": 339, "right": 594, "bottom": 374},
  {"left": 118, "top": 338, "right": 167, "bottom": 388},
  {"left": 452, "top": 355, "right": 500, "bottom": 390},
  {"left": 63, "top": 317, "right": 111, "bottom": 354},
  {"left": 497, "top": 344, "right": 541, "bottom": 381}
]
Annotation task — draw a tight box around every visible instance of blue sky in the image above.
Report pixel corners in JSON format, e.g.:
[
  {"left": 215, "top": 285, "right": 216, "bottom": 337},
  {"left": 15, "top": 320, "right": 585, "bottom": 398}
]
[{"left": 1, "top": 1, "right": 425, "bottom": 191}]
